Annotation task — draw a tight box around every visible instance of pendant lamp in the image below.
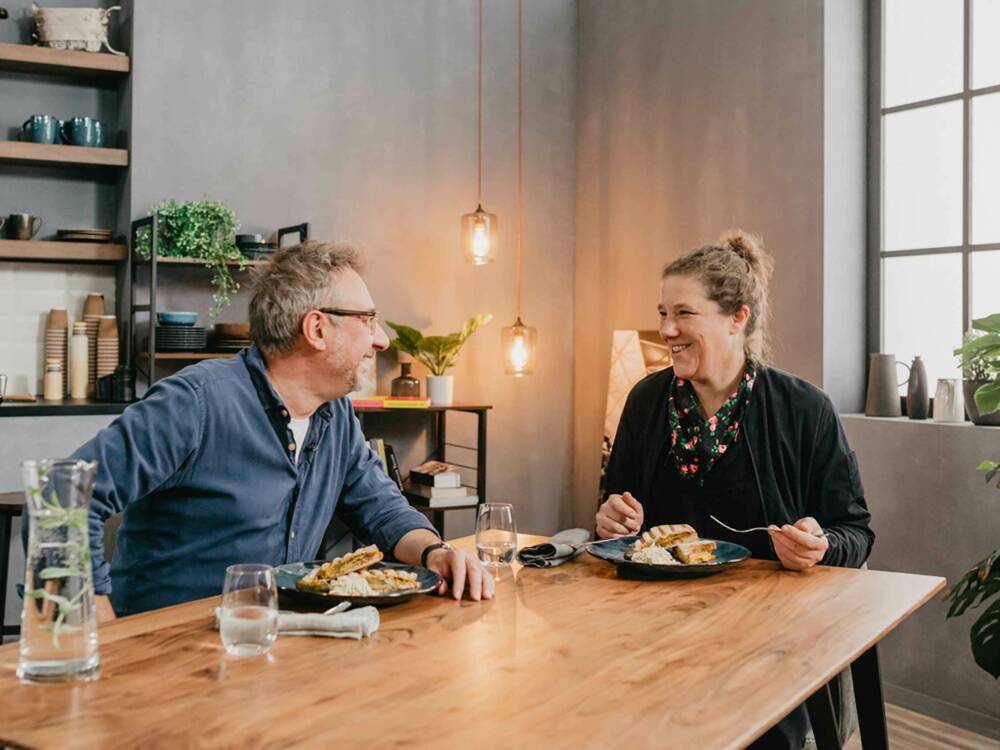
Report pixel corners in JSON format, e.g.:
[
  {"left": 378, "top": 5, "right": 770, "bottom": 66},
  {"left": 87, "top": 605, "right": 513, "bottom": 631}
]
[
  {"left": 502, "top": 0, "right": 537, "bottom": 377},
  {"left": 461, "top": 0, "right": 498, "bottom": 265}
]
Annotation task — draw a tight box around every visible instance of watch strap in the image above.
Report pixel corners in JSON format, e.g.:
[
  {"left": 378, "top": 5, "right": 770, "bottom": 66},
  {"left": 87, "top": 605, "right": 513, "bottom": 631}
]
[{"left": 420, "top": 541, "right": 448, "bottom": 568}]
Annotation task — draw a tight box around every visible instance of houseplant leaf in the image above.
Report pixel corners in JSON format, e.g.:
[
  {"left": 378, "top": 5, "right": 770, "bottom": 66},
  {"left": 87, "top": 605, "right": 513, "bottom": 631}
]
[
  {"left": 969, "top": 597, "right": 1000, "bottom": 679},
  {"left": 972, "top": 314, "right": 1000, "bottom": 334},
  {"left": 974, "top": 380, "right": 1000, "bottom": 416}
]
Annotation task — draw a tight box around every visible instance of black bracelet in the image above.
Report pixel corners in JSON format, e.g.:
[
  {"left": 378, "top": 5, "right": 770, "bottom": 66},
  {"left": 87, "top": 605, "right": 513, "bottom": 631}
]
[{"left": 420, "top": 541, "right": 448, "bottom": 568}]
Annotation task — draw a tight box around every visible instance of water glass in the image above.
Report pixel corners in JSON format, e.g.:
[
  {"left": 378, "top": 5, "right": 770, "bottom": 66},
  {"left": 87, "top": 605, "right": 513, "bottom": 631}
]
[
  {"left": 475, "top": 503, "right": 517, "bottom": 568},
  {"left": 220, "top": 564, "right": 278, "bottom": 657}
]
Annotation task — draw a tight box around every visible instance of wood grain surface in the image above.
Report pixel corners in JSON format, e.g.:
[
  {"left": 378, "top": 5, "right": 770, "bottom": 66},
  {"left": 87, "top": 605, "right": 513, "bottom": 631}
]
[{"left": 0, "top": 534, "right": 945, "bottom": 749}]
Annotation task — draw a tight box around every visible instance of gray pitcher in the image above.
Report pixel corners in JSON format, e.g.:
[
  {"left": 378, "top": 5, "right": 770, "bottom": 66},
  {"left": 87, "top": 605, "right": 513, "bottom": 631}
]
[
  {"left": 865, "top": 353, "right": 910, "bottom": 417},
  {"left": 906, "top": 356, "right": 929, "bottom": 419}
]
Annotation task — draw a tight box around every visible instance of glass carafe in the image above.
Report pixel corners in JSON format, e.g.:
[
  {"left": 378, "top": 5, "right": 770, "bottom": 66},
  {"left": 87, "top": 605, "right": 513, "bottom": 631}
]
[{"left": 18, "top": 459, "right": 100, "bottom": 683}]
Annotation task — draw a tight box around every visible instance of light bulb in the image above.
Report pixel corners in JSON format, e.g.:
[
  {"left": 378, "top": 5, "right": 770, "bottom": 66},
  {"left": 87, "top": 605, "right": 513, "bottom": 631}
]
[
  {"left": 472, "top": 219, "right": 490, "bottom": 260},
  {"left": 509, "top": 333, "right": 528, "bottom": 373}
]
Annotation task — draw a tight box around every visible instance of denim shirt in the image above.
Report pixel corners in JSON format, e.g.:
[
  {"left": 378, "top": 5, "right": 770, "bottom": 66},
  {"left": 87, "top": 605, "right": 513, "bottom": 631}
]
[{"left": 71, "top": 345, "right": 435, "bottom": 615}]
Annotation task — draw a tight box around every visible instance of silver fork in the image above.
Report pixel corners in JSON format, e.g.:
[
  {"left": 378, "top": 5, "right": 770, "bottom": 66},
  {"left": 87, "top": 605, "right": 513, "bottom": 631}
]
[{"left": 709, "top": 514, "right": 828, "bottom": 538}]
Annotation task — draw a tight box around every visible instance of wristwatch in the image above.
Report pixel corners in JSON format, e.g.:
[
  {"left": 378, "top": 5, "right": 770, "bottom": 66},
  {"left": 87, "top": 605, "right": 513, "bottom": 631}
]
[{"left": 420, "top": 541, "right": 452, "bottom": 568}]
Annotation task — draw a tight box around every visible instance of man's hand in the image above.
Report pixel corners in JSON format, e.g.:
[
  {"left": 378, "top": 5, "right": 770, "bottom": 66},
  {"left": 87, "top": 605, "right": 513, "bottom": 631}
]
[
  {"left": 426, "top": 546, "right": 495, "bottom": 601},
  {"left": 95, "top": 594, "right": 117, "bottom": 624},
  {"left": 768, "top": 517, "right": 829, "bottom": 571},
  {"left": 596, "top": 492, "right": 644, "bottom": 539}
]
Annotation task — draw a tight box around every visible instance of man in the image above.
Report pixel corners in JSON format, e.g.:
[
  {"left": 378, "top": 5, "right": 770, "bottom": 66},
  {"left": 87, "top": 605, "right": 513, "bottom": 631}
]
[{"left": 75, "top": 241, "right": 493, "bottom": 621}]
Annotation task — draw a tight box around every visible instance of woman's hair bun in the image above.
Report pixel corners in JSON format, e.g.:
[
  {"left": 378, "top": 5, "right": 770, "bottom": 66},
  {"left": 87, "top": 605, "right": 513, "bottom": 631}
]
[{"left": 718, "top": 229, "right": 773, "bottom": 281}]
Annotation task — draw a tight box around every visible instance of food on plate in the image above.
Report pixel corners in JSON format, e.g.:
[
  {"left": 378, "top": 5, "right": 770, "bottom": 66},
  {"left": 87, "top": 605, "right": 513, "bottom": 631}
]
[
  {"left": 671, "top": 539, "right": 718, "bottom": 564},
  {"left": 629, "top": 544, "right": 680, "bottom": 565},
  {"left": 294, "top": 544, "right": 422, "bottom": 596},
  {"left": 363, "top": 568, "right": 420, "bottom": 593},
  {"left": 631, "top": 524, "right": 698, "bottom": 551}
]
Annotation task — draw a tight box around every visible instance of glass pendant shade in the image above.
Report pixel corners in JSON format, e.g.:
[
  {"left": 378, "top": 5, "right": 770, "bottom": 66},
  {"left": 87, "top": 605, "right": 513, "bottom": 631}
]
[
  {"left": 501, "top": 318, "right": 537, "bottom": 377},
  {"left": 461, "top": 205, "right": 499, "bottom": 265}
]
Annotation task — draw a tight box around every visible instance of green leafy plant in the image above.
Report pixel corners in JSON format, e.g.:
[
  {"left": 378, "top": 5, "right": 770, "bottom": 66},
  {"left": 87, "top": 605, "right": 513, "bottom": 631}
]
[
  {"left": 943, "top": 459, "right": 1000, "bottom": 679},
  {"left": 386, "top": 314, "right": 492, "bottom": 376},
  {"left": 953, "top": 313, "right": 1000, "bottom": 415},
  {"left": 134, "top": 200, "right": 245, "bottom": 317}
]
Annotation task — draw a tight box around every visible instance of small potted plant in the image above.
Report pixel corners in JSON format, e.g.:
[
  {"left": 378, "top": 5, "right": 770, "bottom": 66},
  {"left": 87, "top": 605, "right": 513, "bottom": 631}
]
[
  {"left": 134, "top": 200, "right": 244, "bottom": 317},
  {"left": 386, "top": 315, "right": 491, "bottom": 405},
  {"left": 944, "top": 456, "right": 1000, "bottom": 679},
  {"left": 954, "top": 314, "right": 1000, "bottom": 426}
]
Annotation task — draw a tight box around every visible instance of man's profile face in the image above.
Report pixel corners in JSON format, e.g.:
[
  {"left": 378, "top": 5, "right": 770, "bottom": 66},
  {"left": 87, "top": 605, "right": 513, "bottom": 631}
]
[{"left": 324, "top": 268, "right": 389, "bottom": 396}]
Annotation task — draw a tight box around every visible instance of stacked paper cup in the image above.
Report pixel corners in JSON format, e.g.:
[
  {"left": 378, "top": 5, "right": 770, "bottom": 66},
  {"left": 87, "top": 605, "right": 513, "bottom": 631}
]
[
  {"left": 97, "top": 315, "right": 119, "bottom": 381},
  {"left": 44, "top": 309, "right": 69, "bottom": 397},
  {"left": 82, "top": 294, "right": 105, "bottom": 396}
]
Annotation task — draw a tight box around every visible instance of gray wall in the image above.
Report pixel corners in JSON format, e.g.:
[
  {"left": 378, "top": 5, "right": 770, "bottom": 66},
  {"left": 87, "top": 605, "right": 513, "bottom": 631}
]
[
  {"left": 573, "top": 0, "right": 825, "bottom": 525},
  {"left": 843, "top": 416, "right": 1000, "bottom": 738},
  {"left": 823, "top": 0, "right": 866, "bottom": 412}
]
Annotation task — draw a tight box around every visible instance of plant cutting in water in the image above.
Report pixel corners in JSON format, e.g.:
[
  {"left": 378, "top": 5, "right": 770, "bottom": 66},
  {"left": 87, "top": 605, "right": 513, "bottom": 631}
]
[{"left": 23, "top": 465, "right": 94, "bottom": 650}]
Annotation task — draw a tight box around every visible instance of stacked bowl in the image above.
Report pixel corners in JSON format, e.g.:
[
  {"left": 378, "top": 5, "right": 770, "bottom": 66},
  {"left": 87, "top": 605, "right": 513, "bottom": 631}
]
[{"left": 155, "top": 312, "right": 206, "bottom": 352}]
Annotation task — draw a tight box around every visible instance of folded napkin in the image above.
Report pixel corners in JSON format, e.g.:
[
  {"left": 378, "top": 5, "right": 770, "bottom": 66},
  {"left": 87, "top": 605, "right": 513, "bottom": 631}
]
[
  {"left": 516, "top": 528, "right": 592, "bottom": 568},
  {"left": 215, "top": 606, "right": 380, "bottom": 639}
]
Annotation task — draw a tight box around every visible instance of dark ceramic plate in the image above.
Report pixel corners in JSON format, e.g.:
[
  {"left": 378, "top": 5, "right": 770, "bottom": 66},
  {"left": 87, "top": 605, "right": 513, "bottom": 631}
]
[
  {"left": 587, "top": 535, "right": 751, "bottom": 578},
  {"left": 274, "top": 560, "right": 441, "bottom": 608}
]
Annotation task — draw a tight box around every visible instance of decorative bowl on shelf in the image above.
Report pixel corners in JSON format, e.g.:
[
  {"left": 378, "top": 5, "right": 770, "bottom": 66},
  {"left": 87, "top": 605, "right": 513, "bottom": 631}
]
[{"left": 156, "top": 311, "right": 198, "bottom": 327}]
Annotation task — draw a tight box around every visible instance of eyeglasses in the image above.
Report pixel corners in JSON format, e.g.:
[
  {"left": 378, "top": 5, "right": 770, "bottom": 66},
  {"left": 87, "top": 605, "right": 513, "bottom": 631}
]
[{"left": 318, "top": 307, "right": 380, "bottom": 334}]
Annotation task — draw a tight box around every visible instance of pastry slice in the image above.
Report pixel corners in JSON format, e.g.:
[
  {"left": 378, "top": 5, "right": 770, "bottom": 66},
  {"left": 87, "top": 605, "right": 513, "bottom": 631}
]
[
  {"left": 315, "top": 545, "right": 384, "bottom": 580},
  {"left": 362, "top": 568, "right": 420, "bottom": 593},
  {"left": 671, "top": 539, "right": 718, "bottom": 564},
  {"left": 632, "top": 524, "right": 698, "bottom": 551}
]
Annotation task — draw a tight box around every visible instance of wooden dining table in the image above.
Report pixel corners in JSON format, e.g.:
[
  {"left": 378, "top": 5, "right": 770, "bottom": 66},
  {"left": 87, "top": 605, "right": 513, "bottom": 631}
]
[{"left": 0, "top": 533, "right": 944, "bottom": 749}]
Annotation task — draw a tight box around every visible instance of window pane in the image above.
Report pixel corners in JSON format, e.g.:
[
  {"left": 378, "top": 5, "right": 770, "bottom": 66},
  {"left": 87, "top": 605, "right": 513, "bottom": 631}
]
[
  {"left": 973, "top": 0, "right": 1000, "bottom": 88},
  {"left": 884, "top": 0, "right": 964, "bottom": 107},
  {"left": 883, "top": 254, "right": 963, "bottom": 394},
  {"left": 971, "top": 250, "right": 1000, "bottom": 319},
  {"left": 883, "top": 102, "right": 963, "bottom": 251},
  {"left": 971, "top": 93, "right": 1000, "bottom": 243}
]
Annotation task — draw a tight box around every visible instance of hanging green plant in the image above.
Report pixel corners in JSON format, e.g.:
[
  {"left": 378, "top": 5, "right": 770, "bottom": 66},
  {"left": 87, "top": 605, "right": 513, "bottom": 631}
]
[{"left": 134, "top": 200, "right": 245, "bottom": 317}]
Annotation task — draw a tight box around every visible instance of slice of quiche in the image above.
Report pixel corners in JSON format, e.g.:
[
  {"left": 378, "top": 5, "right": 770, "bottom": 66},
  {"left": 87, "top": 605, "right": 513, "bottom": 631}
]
[
  {"left": 316, "top": 545, "right": 384, "bottom": 580},
  {"left": 671, "top": 539, "right": 718, "bottom": 564},
  {"left": 362, "top": 568, "right": 420, "bottom": 593},
  {"left": 632, "top": 524, "right": 698, "bottom": 551}
]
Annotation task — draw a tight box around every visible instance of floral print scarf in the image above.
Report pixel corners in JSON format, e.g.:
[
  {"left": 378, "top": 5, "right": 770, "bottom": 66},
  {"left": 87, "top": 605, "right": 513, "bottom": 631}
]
[{"left": 667, "top": 361, "right": 757, "bottom": 485}]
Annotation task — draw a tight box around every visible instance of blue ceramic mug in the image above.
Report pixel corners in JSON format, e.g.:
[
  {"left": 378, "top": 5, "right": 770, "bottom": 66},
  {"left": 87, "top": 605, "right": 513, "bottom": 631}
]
[
  {"left": 61, "top": 117, "right": 105, "bottom": 148},
  {"left": 21, "top": 114, "right": 60, "bottom": 144}
]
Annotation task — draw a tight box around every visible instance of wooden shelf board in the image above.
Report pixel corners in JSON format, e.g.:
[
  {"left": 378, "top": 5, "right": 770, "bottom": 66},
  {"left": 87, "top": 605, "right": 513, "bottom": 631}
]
[
  {"left": 0, "top": 43, "right": 129, "bottom": 77},
  {"left": 0, "top": 141, "right": 128, "bottom": 168},
  {"left": 0, "top": 239, "right": 125, "bottom": 264},
  {"left": 354, "top": 402, "right": 493, "bottom": 413},
  {"left": 137, "top": 352, "right": 237, "bottom": 360},
  {"left": 143, "top": 256, "right": 268, "bottom": 268}
]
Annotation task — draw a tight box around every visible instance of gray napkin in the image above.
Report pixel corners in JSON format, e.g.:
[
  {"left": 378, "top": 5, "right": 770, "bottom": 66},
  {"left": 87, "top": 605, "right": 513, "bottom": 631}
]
[
  {"left": 516, "top": 528, "right": 592, "bottom": 568},
  {"left": 215, "top": 606, "right": 380, "bottom": 639},
  {"left": 278, "top": 607, "right": 379, "bottom": 639}
]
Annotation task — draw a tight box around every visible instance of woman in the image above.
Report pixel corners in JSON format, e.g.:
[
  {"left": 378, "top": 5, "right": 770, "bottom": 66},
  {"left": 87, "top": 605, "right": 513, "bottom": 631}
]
[{"left": 596, "top": 230, "right": 874, "bottom": 749}]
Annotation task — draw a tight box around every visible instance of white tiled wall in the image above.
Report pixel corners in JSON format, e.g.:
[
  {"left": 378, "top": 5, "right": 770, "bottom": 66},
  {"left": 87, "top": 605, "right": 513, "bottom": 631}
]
[{"left": 0, "top": 263, "right": 116, "bottom": 396}]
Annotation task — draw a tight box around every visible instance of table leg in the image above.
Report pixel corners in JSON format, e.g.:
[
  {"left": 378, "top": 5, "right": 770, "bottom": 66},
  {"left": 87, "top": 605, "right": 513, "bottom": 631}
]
[
  {"left": 851, "top": 645, "right": 889, "bottom": 749},
  {"left": 0, "top": 512, "right": 14, "bottom": 638},
  {"left": 805, "top": 682, "right": 841, "bottom": 750}
]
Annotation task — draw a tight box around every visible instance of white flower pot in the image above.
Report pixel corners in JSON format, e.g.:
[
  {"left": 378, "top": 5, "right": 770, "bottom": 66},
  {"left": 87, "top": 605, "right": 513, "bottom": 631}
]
[{"left": 427, "top": 375, "right": 454, "bottom": 406}]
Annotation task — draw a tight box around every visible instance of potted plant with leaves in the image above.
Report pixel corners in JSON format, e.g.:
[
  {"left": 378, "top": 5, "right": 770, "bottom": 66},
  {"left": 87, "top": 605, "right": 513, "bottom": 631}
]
[
  {"left": 954, "top": 313, "right": 1000, "bottom": 426},
  {"left": 134, "top": 200, "right": 244, "bottom": 317},
  {"left": 944, "top": 457, "right": 1000, "bottom": 679},
  {"left": 386, "top": 314, "right": 492, "bottom": 405}
]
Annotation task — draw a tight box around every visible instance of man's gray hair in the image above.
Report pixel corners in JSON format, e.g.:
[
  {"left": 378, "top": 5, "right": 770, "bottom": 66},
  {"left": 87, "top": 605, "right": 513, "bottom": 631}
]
[{"left": 249, "top": 241, "right": 364, "bottom": 356}]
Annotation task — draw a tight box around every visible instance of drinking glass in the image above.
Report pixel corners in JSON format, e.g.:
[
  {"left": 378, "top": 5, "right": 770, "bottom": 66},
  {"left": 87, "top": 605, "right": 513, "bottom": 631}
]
[
  {"left": 220, "top": 564, "right": 278, "bottom": 657},
  {"left": 475, "top": 503, "right": 517, "bottom": 568}
]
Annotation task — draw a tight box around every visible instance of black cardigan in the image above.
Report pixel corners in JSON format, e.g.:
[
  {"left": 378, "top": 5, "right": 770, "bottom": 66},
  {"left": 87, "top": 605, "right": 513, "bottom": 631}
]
[{"left": 603, "top": 366, "right": 874, "bottom": 568}]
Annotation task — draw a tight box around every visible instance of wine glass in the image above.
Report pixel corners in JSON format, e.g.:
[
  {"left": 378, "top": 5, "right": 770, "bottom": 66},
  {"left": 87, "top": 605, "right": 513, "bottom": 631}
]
[
  {"left": 475, "top": 503, "right": 517, "bottom": 568},
  {"left": 220, "top": 564, "right": 278, "bottom": 657}
]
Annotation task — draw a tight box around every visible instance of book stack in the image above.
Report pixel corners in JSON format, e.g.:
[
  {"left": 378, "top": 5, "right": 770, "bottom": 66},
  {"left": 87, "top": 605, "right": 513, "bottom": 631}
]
[
  {"left": 352, "top": 396, "right": 432, "bottom": 409},
  {"left": 405, "top": 460, "right": 478, "bottom": 508},
  {"left": 368, "top": 438, "right": 405, "bottom": 492}
]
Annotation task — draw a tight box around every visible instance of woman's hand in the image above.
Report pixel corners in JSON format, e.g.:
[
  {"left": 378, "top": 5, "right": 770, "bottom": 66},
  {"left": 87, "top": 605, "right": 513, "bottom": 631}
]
[
  {"left": 596, "top": 492, "right": 644, "bottom": 539},
  {"left": 768, "top": 517, "right": 829, "bottom": 571}
]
